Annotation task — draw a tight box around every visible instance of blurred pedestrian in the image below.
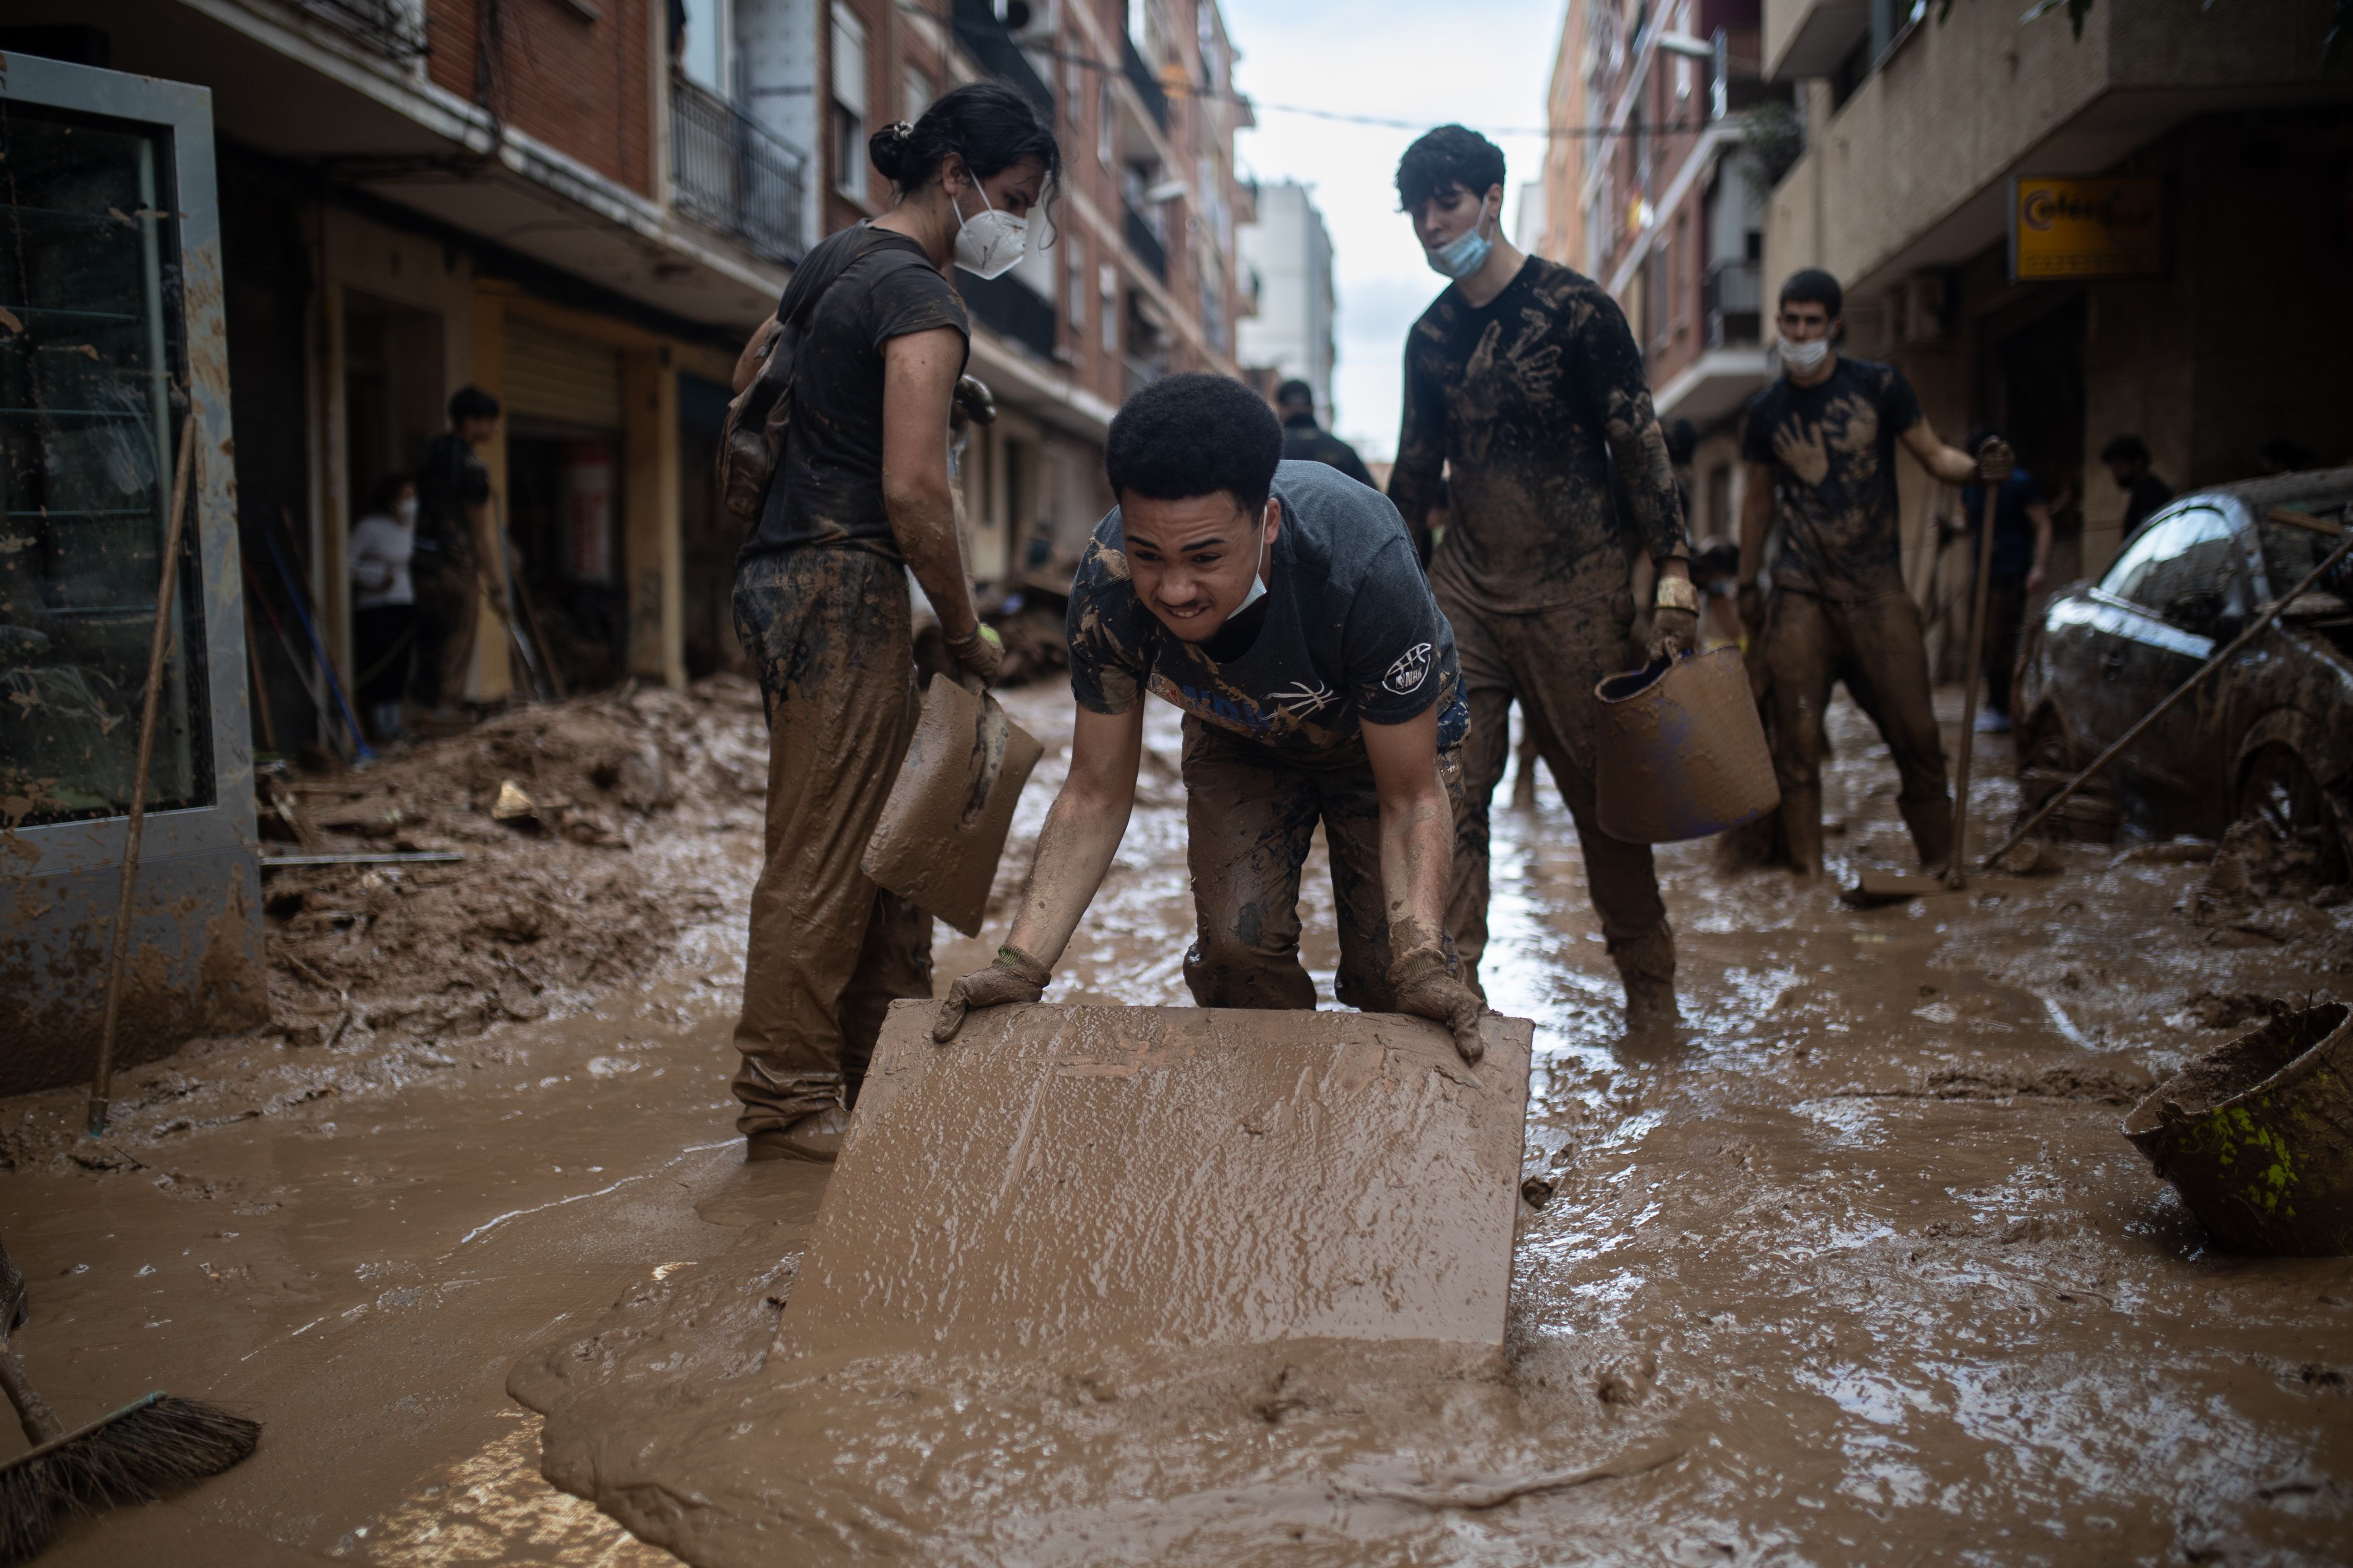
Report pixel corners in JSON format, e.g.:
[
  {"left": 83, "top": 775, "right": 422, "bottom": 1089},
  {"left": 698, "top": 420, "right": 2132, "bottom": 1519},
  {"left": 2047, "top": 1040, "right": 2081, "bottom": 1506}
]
[
  {"left": 1738, "top": 268, "right": 2010, "bottom": 879},
  {"left": 1957, "top": 427, "right": 2053, "bottom": 735},
  {"left": 724, "top": 83, "right": 1053, "bottom": 1163},
  {"left": 411, "top": 386, "right": 502, "bottom": 719},
  {"left": 2099, "top": 433, "right": 2172, "bottom": 539},
  {"left": 1274, "top": 379, "right": 1375, "bottom": 488},
  {"left": 351, "top": 472, "right": 416, "bottom": 744},
  {"left": 1387, "top": 124, "right": 1693, "bottom": 1031}
]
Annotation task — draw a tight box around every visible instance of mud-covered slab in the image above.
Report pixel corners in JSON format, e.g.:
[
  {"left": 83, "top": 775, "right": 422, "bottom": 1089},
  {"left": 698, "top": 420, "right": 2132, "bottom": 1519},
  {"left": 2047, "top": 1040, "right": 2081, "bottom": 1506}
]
[{"left": 782, "top": 1001, "right": 1533, "bottom": 1358}]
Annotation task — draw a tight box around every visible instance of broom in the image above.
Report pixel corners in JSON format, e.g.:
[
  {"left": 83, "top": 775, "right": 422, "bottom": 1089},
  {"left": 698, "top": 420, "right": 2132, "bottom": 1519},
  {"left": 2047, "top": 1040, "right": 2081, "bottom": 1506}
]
[{"left": 0, "top": 1236, "right": 258, "bottom": 1562}]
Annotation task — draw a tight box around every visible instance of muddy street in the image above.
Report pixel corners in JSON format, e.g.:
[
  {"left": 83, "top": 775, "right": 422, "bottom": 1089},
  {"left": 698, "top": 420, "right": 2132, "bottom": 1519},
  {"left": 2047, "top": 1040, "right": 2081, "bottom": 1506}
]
[{"left": 0, "top": 679, "right": 2343, "bottom": 1564}]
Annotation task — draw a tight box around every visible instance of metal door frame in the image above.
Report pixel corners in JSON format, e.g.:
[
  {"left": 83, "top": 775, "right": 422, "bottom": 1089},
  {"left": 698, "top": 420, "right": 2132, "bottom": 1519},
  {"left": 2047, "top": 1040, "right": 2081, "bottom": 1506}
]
[{"left": 1, "top": 52, "right": 266, "bottom": 1095}]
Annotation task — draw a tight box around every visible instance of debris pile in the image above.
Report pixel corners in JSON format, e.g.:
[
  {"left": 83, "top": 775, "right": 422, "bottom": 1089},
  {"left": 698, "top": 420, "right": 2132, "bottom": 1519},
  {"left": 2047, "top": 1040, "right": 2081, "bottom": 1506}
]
[{"left": 257, "top": 678, "right": 771, "bottom": 1048}]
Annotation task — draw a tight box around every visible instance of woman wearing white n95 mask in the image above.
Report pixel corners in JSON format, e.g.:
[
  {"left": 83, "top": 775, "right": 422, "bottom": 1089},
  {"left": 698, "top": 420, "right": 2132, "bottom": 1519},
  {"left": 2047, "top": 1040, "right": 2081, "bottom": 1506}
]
[{"left": 722, "top": 83, "right": 1061, "bottom": 1165}]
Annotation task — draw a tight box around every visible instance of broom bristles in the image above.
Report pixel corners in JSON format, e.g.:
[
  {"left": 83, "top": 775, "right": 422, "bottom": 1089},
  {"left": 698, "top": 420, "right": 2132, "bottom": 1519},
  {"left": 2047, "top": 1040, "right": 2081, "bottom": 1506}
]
[{"left": 2, "top": 1393, "right": 259, "bottom": 1563}]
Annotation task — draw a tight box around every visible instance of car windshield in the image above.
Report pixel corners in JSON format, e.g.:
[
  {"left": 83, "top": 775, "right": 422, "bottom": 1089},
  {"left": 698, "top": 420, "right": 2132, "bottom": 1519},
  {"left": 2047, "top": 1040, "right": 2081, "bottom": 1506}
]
[
  {"left": 2101, "top": 507, "right": 2238, "bottom": 620},
  {"left": 2257, "top": 495, "right": 2353, "bottom": 600}
]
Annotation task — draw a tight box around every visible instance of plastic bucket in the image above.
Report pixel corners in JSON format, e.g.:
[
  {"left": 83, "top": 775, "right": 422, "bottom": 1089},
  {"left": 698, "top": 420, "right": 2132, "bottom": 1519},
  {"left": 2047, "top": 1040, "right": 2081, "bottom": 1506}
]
[
  {"left": 863, "top": 672, "right": 1044, "bottom": 937},
  {"left": 1593, "top": 646, "right": 1779, "bottom": 844},
  {"left": 2123, "top": 1002, "right": 2353, "bottom": 1255}
]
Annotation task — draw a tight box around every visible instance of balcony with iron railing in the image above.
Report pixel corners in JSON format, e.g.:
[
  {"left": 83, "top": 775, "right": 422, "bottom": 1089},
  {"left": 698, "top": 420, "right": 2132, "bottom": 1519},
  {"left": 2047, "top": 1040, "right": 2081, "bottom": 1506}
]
[
  {"left": 670, "top": 81, "right": 809, "bottom": 267},
  {"left": 1704, "top": 258, "right": 1762, "bottom": 348},
  {"left": 1123, "top": 33, "right": 1170, "bottom": 133},
  {"left": 1124, "top": 204, "right": 1167, "bottom": 282}
]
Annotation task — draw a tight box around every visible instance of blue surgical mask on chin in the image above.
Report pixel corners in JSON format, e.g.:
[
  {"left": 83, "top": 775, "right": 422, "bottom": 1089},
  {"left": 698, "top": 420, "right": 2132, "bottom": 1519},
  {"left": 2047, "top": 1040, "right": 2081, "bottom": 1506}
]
[{"left": 1427, "top": 204, "right": 1494, "bottom": 281}]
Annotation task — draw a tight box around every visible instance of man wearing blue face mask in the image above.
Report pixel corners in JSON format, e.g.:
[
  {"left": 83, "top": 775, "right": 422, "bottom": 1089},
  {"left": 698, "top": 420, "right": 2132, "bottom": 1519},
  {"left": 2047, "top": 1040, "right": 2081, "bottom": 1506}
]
[{"left": 1387, "top": 125, "right": 1694, "bottom": 1033}]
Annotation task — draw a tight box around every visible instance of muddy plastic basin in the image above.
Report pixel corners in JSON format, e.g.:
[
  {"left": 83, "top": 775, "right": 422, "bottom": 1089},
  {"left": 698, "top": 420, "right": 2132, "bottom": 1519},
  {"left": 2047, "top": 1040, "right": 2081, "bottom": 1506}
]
[
  {"left": 2124, "top": 1002, "right": 2353, "bottom": 1255},
  {"left": 1593, "top": 647, "right": 1779, "bottom": 844}
]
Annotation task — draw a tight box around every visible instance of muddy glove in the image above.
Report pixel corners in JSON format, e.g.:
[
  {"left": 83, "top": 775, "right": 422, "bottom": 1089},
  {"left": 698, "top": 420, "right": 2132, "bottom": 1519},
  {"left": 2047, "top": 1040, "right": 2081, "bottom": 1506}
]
[
  {"left": 1737, "top": 582, "right": 1766, "bottom": 637},
  {"left": 1645, "top": 606, "right": 1699, "bottom": 660},
  {"left": 1974, "top": 435, "right": 2015, "bottom": 485},
  {"left": 1390, "top": 943, "right": 1488, "bottom": 1066},
  {"left": 954, "top": 374, "right": 998, "bottom": 427},
  {"left": 944, "top": 623, "right": 1005, "bottom": 686},
  {"left": 933, "top": 943, "right": 1052, "bottom": 1043}
]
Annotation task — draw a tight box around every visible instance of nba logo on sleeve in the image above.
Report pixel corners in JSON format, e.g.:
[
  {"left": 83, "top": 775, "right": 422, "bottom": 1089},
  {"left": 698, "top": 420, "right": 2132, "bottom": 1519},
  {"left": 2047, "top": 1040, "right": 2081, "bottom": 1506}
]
[{"left": 1383, "top": 643, "right": 1434, "bottom": 695}]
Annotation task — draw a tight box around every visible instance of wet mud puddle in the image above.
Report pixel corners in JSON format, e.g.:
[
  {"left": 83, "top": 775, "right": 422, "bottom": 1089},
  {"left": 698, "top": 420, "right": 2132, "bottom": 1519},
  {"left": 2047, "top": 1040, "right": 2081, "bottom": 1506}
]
[{"left": 6, "top": 688, "right": 2351, "bottom": 1563}]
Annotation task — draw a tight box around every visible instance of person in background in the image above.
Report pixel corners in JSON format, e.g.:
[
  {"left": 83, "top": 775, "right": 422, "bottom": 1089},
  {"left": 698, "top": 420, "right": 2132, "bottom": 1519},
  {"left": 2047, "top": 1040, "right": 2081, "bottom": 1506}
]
[
  {"left": 411, "top": 387, "right": 502, "bottom": 720},
  {"left": 1738, "top": 267, "right": 2009, "bottom": 881},
  {"left": 723, "top": 83, "right": 1053, "bottom": 1164},
  {"left": 1274, "top": 379, "right": 1376, "bottom": 488},
  {"left": 351, "top": 472, "right": 416, "bottom": 744},
  {"left": 1387, "top": 124, "right": 1694, "bottom": 1032},
  {"left": 1957, "top": 427, "right": 2052, "bottom": 736},
  {"left": 1688, "top": 537, "right": 1745, "bottom": 650},
  {"left": 2099, "top": 434, "right": 2173, "bottom": 540}
]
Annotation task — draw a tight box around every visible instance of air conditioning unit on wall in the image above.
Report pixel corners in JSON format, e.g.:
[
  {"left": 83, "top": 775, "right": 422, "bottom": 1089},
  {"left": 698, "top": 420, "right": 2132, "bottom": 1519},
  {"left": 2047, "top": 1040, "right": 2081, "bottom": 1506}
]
[{"left": 1002, "top": 0, "right": 1058, "bottom": 46}]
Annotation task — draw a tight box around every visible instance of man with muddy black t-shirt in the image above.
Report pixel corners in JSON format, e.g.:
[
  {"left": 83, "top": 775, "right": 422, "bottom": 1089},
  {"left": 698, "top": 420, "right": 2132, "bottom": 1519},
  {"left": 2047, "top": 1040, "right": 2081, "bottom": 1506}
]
[
  {"left": 932, "top": 374, "right": 1489, "bottom": 1062},
  {"left": 410, "top": 386, "right": 501, "bottom": 715},
  {"left": 1738, "top": 268, "right": 2010, "bottom": 878},
  {"left": 1386, "top": 125, "right": 1695, "bottom": 1030}
]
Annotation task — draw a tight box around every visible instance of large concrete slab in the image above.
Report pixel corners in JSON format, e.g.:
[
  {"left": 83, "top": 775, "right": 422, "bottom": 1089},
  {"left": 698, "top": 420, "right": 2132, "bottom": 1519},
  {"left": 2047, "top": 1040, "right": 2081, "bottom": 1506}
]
[{"left": 781, "top": 1001, "right": 1534, "bottom": 1360}]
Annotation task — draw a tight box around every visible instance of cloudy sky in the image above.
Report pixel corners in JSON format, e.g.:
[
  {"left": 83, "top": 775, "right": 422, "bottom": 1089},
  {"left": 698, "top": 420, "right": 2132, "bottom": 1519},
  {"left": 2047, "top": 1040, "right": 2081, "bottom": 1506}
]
[{"left": 1225, "top": 0, "right": 1569, "bottom": 461}]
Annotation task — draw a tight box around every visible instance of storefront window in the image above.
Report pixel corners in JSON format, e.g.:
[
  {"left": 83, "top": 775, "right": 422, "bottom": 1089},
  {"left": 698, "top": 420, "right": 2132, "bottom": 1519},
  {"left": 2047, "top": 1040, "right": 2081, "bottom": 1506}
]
[{"left": 0, "top": 103, "right": 208, "bottom": 827}]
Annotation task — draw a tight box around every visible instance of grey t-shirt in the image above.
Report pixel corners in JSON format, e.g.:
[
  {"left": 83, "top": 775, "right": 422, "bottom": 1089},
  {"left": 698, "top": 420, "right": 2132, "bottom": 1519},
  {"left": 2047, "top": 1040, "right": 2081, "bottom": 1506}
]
[{"left": 1067, "top": 460, "right": 1468, "bottom": 758}]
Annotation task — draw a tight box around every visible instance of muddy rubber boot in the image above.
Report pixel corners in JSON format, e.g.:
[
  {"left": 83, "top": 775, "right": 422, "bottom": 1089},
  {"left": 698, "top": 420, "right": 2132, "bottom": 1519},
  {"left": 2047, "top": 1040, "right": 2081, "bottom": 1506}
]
[
  {"left": 1615, "top": 926, "right": 1679, "bottom": 1036},
  {"left": 746, "top": 1106, "right": 849, "bottom": 1164},
  {"left": 1901, "top": 798, "right": 1955, "bottom": 878},
  {"left": 1782, "top": 784, "right": 1824, "bottom": 879}
]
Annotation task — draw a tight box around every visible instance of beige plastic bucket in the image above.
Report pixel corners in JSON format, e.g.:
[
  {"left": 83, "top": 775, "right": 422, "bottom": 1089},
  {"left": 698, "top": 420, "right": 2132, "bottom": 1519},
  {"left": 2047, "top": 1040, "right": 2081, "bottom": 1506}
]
[
  {"left": 863, "top": 672, "right": 1044, "bottom": 936},
  {"left": 1593, "top": 646, "right": 1779, "bottom": 843}
]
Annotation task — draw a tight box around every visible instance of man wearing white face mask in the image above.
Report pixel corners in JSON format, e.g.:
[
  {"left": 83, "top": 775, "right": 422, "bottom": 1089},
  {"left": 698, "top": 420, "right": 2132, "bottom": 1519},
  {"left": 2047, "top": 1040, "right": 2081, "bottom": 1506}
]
[
  {"left": 723, "top": 83, "right": 1058, "bottom": 1163},
  {"left": 1387, "top": 125, "right": 1695, "bottom": 1034},
  {"left": 1737, "top": 268, "right": 2009, "bottom": 879}
]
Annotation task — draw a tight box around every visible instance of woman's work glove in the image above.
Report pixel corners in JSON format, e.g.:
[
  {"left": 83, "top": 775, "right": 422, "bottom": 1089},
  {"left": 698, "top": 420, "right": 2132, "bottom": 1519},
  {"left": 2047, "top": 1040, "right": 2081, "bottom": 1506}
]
[
  {"left": 944, "top": 623, "right": 1005, "bottom": 686},
  {"left": 933, "top": 943, "right": 1052, "bottom": 1043},
  {"left": 1390, "top": 942, "right": 1489, "bottom": 1066}
]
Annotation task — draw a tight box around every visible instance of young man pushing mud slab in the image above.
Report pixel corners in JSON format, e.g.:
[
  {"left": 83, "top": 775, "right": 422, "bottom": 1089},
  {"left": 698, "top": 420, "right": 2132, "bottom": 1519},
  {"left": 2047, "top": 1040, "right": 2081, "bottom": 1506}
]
[
  {"left": 933, "top": 372, "right": 1492, "bottom": 1061},
  {"left": 786, "top": 374, "right": 1535, "bottom": 1354}
]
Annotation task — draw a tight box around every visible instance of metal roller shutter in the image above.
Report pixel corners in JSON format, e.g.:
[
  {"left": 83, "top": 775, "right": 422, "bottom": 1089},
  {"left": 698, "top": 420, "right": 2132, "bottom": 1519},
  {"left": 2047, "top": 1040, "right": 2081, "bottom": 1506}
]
[{"left": 502, "top": 315, "right": 622, "bottom": 429}]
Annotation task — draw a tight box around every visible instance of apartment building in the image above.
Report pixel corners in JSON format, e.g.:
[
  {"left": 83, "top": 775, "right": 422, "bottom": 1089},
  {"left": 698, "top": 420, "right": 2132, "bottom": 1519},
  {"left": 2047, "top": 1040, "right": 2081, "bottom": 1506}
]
[
  {"left": 1761, "top": 0, "right": 2350, "bottom": 585},
  {"left": 0, "top": 0, "right": 1253, "bottom": 747},
  {"left": 1539, "top": 0, "right": 1791, "bottom": 545},
  {"left": 1236, "top": 180, "right": 1337, "bottom": 427}
]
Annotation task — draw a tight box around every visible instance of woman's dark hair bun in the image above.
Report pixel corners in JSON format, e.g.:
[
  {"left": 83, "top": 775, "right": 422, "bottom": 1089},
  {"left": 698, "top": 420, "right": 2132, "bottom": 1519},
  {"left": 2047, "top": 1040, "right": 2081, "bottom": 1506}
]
[
  {"left": 869, "top": 121, "right": 916, "bottom": 182},
  {"left": 878, "top": 83, "right": 1061, "bottom": 200}
]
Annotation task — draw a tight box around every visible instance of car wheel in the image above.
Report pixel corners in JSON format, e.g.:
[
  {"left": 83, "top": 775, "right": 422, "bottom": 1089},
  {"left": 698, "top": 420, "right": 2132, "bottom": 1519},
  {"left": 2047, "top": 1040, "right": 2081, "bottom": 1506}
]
[{"left": 2238, "top": 745, "right": 2350, "bottom": 885}]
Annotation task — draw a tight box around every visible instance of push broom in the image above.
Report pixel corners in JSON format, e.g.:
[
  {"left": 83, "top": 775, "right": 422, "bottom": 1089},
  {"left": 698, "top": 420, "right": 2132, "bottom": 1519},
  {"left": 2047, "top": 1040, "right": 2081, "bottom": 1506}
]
[{"left": 0, "top": 1235, "right": 259, "bottom": 1562}]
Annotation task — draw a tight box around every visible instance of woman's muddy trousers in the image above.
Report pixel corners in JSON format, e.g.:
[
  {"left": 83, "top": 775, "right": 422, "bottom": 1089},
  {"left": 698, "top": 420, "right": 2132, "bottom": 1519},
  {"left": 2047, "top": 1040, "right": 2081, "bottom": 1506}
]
[{"left": 729, "top": 549, "right": 931, "bottom": 1136}]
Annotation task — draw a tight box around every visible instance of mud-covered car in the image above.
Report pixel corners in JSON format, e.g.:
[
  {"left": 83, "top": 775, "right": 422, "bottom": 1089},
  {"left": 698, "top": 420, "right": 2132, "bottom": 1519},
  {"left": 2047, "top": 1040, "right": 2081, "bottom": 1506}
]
[{"left": 2013, "top": 468, "right": 2353, "bottom": 874}]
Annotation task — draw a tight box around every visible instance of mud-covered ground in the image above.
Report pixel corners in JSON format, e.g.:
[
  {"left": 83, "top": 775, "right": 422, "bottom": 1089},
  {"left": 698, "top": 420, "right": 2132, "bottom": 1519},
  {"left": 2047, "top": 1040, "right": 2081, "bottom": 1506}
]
[{"left": 1, "top": 679, "right": 2348, "bottom": 1564}]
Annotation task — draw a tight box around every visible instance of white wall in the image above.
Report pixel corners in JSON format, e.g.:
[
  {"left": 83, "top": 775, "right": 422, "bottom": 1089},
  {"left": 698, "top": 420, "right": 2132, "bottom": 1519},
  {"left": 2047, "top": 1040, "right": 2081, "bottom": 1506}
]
[{"left": 1236, "top": 181, "right": 1337, "bottom": 423}]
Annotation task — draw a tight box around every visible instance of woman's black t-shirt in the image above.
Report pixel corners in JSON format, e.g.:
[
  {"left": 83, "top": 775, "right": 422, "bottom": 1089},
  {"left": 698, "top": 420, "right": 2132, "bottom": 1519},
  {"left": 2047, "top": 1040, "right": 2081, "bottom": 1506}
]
[{"left": 741, "top": 224, "right": 970, "bottom": 563}]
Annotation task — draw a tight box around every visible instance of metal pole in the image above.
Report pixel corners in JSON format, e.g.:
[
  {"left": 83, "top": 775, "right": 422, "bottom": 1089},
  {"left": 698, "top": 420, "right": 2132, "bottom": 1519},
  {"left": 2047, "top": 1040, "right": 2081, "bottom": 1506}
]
[{"left": 1945, "top": 475, "right": 2002, "bottom": 888}]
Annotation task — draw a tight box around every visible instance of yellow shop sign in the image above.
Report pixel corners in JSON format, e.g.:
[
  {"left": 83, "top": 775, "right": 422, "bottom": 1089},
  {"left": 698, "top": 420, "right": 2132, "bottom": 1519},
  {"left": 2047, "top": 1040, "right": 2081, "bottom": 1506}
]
[{"left": 2009, "top": 176, "right": 2163, "bottom": 280}]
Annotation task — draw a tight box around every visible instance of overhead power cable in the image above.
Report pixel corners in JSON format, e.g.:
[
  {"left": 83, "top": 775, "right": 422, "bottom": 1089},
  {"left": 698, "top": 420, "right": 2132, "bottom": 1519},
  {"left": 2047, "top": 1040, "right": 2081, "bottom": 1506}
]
[{"left": 895, "top": 3, "right": 1711, "bottom": 141}]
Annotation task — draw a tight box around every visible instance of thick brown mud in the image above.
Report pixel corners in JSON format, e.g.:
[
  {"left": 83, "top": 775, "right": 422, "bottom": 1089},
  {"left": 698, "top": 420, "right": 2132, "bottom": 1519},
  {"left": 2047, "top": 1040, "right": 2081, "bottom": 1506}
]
[{"left": 2, "top": 681, "right": 2348, "bottom": 1563}]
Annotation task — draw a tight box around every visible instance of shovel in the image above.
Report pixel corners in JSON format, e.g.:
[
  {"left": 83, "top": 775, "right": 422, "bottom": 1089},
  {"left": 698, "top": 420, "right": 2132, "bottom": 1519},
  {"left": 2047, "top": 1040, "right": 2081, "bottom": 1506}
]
[{"left": 862, "top": 671, "right": 1045, "bottom": 936}]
